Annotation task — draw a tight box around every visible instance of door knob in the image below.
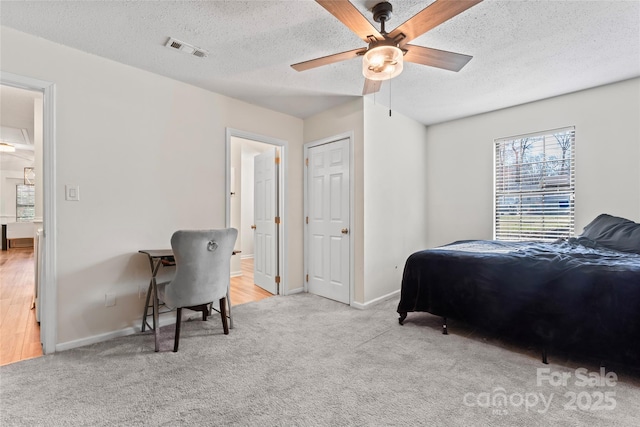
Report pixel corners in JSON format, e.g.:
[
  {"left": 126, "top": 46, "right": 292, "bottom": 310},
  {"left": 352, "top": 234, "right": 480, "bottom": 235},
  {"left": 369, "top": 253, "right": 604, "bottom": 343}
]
[
  {"left": 341, "top": 228, "right": 349, "bottom": 234},
  {"left": 251, "top": 225, "right": 256, "bottom": 230}
]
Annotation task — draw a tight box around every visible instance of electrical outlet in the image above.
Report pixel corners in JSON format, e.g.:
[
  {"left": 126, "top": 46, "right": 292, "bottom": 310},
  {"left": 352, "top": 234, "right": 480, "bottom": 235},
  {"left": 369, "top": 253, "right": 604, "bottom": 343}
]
[{"left": 105, "top": 293, "right": 116, "bottom": 307}]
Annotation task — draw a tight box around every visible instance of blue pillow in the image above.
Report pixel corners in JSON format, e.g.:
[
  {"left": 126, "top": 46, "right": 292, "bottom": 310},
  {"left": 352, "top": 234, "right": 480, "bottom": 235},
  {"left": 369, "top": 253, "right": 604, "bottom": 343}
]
[{"left": 579, "top": 214, "right": 640, "bottom": 254}]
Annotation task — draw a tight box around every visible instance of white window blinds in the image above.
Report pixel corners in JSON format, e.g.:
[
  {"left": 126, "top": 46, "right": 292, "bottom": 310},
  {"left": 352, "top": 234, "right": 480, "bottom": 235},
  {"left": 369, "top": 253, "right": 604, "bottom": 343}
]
[{"left": 494, "top": 127, "right": 575, "bottom": 241}]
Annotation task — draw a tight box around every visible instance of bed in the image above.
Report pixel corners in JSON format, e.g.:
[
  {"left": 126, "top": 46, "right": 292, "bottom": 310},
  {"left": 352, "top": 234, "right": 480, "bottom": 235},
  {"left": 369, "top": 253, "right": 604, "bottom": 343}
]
[{"left": 397, "top": 214, "right": 640, "bottom": 363}]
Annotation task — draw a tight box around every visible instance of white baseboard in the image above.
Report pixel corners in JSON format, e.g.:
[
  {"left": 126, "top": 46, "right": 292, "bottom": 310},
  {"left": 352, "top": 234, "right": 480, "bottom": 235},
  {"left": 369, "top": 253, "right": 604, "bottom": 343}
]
[
  {"left": 55, "top": 310, "right": 201, "bottom": 352},
  {"left": 286, "top": 287, "right": 304, "bottom": 295},
  {"left": 240, "top": 254, "right": 254, "bottom": 260},
  {"left": 56, "top": 326, "right": 137, "bottom": 352},
  {"left": 351, "top": 289, "right": 400, "bottom": 310},
  {"left": 230, "top": 271, "right": 242, "bottom": 277}
]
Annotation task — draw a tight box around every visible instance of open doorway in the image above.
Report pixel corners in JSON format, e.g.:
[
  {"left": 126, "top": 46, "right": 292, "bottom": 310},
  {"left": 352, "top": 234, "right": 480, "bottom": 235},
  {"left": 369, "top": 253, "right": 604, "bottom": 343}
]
[
  {"left": 226, "top": 129, "right": 288, "bottom": 304},
  {"left": 0, "top": 84, "right": 44, "bottom": 365},
  {"left": 1, "top": 72, "right": 56, "bottom": 357}
]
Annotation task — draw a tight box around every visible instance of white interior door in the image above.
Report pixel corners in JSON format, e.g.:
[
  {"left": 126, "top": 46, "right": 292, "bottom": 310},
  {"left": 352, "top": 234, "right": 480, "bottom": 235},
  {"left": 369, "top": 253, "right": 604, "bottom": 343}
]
[
  {"left": 307, "top": 138, "right": 350, "bottom": 304},
  {"left": 253, "top": 148, "right": 278, "bottom": 294}
]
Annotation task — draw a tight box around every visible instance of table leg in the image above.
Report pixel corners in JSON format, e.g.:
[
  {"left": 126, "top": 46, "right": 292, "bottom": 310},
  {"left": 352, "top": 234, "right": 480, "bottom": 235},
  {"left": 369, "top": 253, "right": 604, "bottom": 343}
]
[
  {"left": 148, "top": 257, "right": 163, "bottom": 352},
  {"left": 141, "top": 282, "right": 153, "bottom": 332},
  {"left": 153, "top": 277, "right": 160, "bottom": 352},
  {"left": 142, "top": 257, "right": 163, "bottom": 335}
]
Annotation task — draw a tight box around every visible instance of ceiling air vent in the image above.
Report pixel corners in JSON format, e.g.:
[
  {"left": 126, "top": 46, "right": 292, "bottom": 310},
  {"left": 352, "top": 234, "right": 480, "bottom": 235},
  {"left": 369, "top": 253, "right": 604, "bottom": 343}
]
[{"left": 165, "top": 37, "right": 209, "bottom": 58}]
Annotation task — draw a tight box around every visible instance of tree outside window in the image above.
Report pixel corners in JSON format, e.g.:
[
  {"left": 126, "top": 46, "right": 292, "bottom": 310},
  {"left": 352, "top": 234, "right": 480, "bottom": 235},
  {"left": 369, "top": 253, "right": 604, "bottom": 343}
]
[{"left": 495, "top": 127, "right": 575, "bottom": 241}]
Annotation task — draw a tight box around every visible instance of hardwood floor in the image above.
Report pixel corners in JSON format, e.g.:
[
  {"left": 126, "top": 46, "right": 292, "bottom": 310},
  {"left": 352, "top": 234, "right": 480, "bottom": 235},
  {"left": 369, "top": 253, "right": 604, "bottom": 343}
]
[
  {"left": 230, "top": 257, "right": 273, "bottom": 306},
  {"left": 0, "top": 252, "right": 271, "bottom": 366},
  {"left": 0, "top": 247, "right": 42, "bottom": 366}
]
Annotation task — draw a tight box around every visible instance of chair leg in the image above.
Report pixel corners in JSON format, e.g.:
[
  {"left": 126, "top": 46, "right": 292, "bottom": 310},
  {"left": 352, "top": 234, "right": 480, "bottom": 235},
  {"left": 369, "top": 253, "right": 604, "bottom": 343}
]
[
  {"left": 227, "top": 287, "right": 234, "bottom": 329},
  {"left": 220, "top": 297, "right": 229, "bottom": 335},
  {"left": 174, "top": 308, "right": 182, "bottom": 352}
]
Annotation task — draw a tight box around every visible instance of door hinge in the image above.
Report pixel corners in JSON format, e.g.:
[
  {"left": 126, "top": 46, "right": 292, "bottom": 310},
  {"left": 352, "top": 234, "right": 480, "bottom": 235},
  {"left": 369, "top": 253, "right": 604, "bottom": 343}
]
[
  {"left": 306, "top": 216, "right": 308, "bottom": 224},
  {"left": 275, "top": 156, "right": 281, "bottom": 164},
  {"left": 275, "top": 275, "right": 281, "bottom": 284},
  {"left": 305, "top": 158, "right": 309, "bottom": 166},
  {"left": 275, "top": 216, "right": 281, "bottom": 224},
  {"left": 306, "top": 274, "right": 309, "bottom": 282}
]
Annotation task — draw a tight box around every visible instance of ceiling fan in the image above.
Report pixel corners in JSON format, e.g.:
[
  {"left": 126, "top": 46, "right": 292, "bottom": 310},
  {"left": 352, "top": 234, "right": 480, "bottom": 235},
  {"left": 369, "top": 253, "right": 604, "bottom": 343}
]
[{"left": 291, "top": 0, "right": 483, "bottom": 95}]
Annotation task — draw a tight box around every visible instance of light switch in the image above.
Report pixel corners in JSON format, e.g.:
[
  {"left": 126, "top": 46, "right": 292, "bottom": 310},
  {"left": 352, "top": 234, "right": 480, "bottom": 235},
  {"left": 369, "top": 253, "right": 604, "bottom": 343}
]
[{"left": 65, "top": 185, "right": 80, "bottom": 201}]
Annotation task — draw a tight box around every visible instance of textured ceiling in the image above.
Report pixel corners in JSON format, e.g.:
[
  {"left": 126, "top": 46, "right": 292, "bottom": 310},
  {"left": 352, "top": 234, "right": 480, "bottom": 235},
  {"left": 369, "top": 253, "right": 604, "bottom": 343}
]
[{"left": 1, "top": 0, "right": 639, "bottom": 126}]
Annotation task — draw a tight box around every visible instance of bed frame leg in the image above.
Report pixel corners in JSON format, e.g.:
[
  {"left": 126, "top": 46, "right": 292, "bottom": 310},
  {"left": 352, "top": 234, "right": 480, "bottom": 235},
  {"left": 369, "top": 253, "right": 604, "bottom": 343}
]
[
  {"left": 398, "top": 312, "right": 407, "bottom": 325},
  {"left": 442, "top": 317, "right": 448, "bottom": 335},
  {"left": 542, "top": 348, "right": 548, "bottom": 364}
]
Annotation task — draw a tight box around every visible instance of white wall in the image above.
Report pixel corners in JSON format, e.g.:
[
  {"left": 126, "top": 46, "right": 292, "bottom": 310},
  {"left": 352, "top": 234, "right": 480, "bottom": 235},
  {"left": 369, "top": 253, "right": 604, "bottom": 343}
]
[
  {"left": 0, "top": 170, "right": 26, "bottom": 223},
  {"left": 425, "top": 78, "right": 640, "bottom": 248},
  {"left": 1, "top": 26, "right": 304, "bottom": 348},
  {"left": 363, "top": 99, "right": 429, "bottom": 303}
]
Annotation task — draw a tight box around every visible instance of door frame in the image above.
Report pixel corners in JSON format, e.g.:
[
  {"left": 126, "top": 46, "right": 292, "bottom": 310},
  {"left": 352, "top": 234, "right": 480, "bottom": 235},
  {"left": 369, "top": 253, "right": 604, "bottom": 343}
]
[
  {"left": 303, "top": 132, "right": 355, "bottom": 306},
  {"left": 1, "top": 71, "right": 57, "bottom": 354},
  {"left": 225, "top": 128, "right": 288, "bottom": 295}
]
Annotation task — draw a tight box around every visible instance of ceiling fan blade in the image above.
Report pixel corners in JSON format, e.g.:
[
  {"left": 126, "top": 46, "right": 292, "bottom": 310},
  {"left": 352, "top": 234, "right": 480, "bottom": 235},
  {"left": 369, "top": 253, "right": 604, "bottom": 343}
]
[
  {"left": 316, "top": 0, "right": 384, "bottom": 42},
  {"left": 389, "top": 0, "right": 483, "bottom": 46},
  {"left": 403, "top": 44, "right": 473, "bottom": 72},
  {"left": 291, "top": 48, "right": 366, "bottom": 72},
  {"left": 362, "top": 78, "right": 382, "bottom": 95}
]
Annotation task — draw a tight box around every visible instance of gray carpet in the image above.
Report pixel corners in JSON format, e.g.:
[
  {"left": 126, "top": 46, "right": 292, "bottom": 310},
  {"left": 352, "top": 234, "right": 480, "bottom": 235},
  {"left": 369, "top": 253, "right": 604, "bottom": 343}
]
[{"left": 1, "top": 293, "right": 639, "bottom": 426}]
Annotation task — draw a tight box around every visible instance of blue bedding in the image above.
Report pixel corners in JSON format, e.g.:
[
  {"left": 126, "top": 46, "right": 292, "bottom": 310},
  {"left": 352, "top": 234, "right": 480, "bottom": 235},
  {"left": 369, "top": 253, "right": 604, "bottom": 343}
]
[{"left": 397, "top": 216, "right": 640, "bottom": 360}]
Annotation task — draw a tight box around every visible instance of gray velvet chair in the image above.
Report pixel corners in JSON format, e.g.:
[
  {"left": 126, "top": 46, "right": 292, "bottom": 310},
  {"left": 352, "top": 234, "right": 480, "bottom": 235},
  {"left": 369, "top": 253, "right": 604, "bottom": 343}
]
[{"left": 157, "top": 228, "right": 238, "bottom": 352}]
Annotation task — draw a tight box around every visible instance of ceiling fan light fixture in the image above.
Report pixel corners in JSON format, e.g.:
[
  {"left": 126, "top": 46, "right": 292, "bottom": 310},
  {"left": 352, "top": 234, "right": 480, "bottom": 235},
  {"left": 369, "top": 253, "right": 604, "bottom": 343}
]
[
  {"left": 362, "top": 45, "right": 403, "bottom": 81},
  {"left": 0, "top": 142, "right": 16, "bottom": 153}
]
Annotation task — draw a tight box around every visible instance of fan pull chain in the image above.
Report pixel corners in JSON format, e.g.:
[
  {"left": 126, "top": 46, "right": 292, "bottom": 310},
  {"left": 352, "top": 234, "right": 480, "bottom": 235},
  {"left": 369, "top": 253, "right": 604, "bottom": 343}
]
[{"left": 388, "top": 71, "right": 392, "bottom": 117}]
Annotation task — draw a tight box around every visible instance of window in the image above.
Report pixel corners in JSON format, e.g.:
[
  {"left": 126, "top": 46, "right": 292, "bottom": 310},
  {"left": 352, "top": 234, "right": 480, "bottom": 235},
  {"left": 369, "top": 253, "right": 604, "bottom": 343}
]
[
  {"left": 16, "top": 184, "right": 35, "bottom": 222},
  {"left": 494, "top": 127, "right": 575, "bottom": 241}
]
